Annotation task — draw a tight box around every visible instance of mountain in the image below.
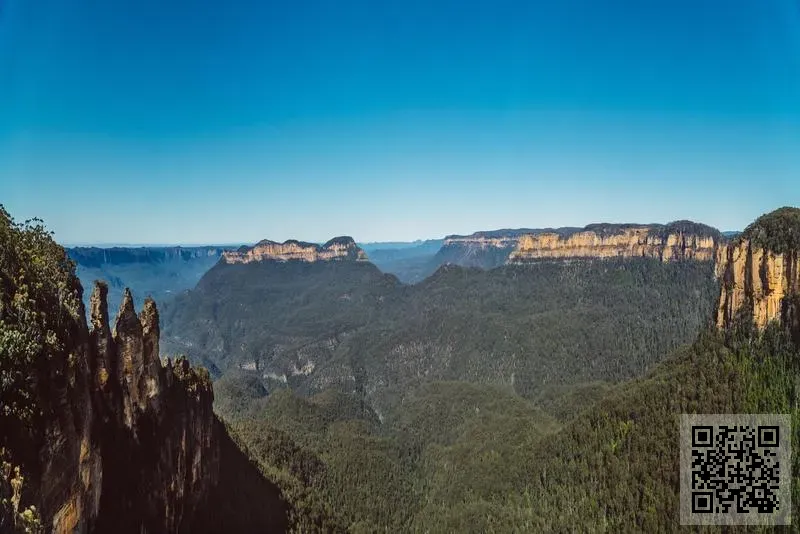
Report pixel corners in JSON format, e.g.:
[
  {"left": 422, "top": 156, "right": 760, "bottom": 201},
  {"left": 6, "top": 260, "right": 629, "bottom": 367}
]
[
  {"left": 160, "top": 237, "right": 400, "bottom": 377},
  {"left": 5, "top": 205, "right": 799, "bottom": 532},
  {"left": 429, "top": 228, "right": 562, "bottom": 270},
  {"left": 211, "top": 207, "right": 799, "bottom": 532},
  {"left": 429, "top": 221, "right": 722, "bottom": 272},
  {"left": 0, "top": 208, "right": 298, "bottom": 533},
  {"left": 715, "top": 207, "right": 800, "bottom": 339},
  {"left": 508, "top": 221, "right": 721, "bottom": 263},
  {"left": 162, "top": 228, "right": 720, "bottom": 415},
  {"left": 67, "top": 245, "right": 232, "bottom": 315},
  {"left": 222, "top": 236, "right": 368, "bottom": 263}
]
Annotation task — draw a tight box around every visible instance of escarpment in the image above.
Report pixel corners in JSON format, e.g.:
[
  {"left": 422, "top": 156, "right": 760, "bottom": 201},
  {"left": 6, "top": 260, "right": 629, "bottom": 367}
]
[
  {"left": 0, "top": 203, "right": 295, "bottom": 534},
  {"left": 433, "top": 230, "right": 544, "bottom": 269},
  {"left": 433, "top": 222, "right": 720, "bottom": 269},
  {"left": 509, "top": 222, "right": 720, "bottom": 263},
  {"left": 0, "top": 280, "right": 219, "bottom": 534},
  {"left": 222, "top": 236, "right": 367, "bottom": 264},
  {"left": 2, "top": 278, "right": 290, "bottom": 533},
  {"left": 90, "top": 285, "right": 218, "bottom": 534},
  {"left": 714, "top": 207, "right": 800, "bottom": 339}
]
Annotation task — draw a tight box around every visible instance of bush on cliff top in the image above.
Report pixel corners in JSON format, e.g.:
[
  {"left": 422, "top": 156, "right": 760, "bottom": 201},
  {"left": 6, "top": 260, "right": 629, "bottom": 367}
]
[
  {"left": 0, "top": 205, "right": 83, "bottom": 440},
  {"left": 740, "top": 206, "right": 800, "bottom": 255}
]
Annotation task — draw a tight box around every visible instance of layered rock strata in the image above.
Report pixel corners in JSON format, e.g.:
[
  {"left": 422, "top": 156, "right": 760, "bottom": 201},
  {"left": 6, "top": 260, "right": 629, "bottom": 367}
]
[
  {"left": 222, "top": 236, "right": 367, "bottom": 264},
  {"left": 4, "top": 282, "right": 218, "bottom": 534},
  {"left": 509, "top": 226, "right": 718, "bottom": 263},
  {"left": 715, "top": 240, "right": 800, "bottom": 332}
]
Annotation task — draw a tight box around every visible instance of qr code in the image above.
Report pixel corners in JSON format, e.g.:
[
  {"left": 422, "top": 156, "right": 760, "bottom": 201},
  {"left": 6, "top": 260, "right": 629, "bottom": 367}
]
[{"left": 680, "top": 414, "right": 792, "bottom": 526}]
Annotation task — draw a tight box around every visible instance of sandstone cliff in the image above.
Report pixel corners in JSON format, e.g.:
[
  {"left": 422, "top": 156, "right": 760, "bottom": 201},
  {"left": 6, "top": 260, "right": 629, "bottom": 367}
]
[
  {"left": 222, "top": 236, "right": 368, "bottom": 264},
  {"left": 714, "top": 208, "right": 800, "bottom": 337},
  {"left": 0, "top": 282, "right": 219, "bottom": 534},
  {"left": 508, "top": 222, "right": 720, "bottom": 263},
  {"left": 432, "top": 229, "right": 553, "bottom": 269},
  {"left": 1, "top": 279, "right": 290, "bottom": 533}
]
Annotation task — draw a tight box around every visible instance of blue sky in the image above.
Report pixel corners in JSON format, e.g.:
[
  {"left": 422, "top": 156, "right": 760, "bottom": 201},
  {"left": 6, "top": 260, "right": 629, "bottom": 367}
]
[{"left": 1, "top": 0, "right": 799, "bottom": 244}]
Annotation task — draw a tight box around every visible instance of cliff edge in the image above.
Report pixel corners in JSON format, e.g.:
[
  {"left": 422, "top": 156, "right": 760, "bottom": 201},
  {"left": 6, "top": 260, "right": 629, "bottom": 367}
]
[
  {"left": 715, "top": 207, "right": 800, "bottom": 339},
  {"left": 0, "top": 207, "right": 289, "bottom": 533},
  {"left": 508, "top": 221, "right": 721, "bottom": 263},
  {"left": 222, "top": 236, "right": 368, "bottom": 264}
]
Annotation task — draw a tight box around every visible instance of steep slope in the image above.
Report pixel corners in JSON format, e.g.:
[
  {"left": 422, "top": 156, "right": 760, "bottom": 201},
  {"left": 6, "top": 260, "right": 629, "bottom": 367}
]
[
  {"left": 0, "top": 208, "right": 290, "bottom": 533},
  {"left": 68, "top": 245, "right": 230, "bottom": 314},
  {"left": 409, "top": 209, "right": 798, "bottom": 532},
  {"left": 161, "top": 239, "right": 400, "bottom": 377},
  {"left": 213, "top": 207, "right": 798, "bottom": 532},
  {"left": 429, "top": 221, "right": 721, "bottom": 273},
  {"left": 508, "top": 221, "right": 721, "bottom": 263},
  {"left": 163, "top": 232, "right": 719, "bottom": 415},
  {"left": 431, "top": 228, "right": 566, "bottom": 270},
  {"left": 715, "top": 207, "right": 800, "bottom": 338},
  {"left": 221, "top": 236, "right": 367, "bottom": 263},
  {"left": 411, "top": 330, "right": 799, "bottom": 532}
]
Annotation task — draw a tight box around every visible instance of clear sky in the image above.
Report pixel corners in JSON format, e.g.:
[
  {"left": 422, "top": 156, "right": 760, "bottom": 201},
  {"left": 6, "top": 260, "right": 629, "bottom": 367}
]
[{"left": 1, "top": 0, "right": 799, "bottom": 244}]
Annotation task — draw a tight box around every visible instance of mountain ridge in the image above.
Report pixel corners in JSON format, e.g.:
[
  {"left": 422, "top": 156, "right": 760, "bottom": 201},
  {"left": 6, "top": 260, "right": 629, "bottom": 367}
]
[{"left": 222, "top": 236, "right": 368, "bottom": 264}]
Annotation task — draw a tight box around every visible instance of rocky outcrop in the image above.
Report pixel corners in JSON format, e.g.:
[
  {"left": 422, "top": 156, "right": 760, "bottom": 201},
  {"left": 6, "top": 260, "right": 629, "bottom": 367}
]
[
  {"left": 442, "top": 235, "right": 521, "bottom": 250},
  {"left": 3, "top": 281, "right": 219, "bottom": 534},
  {"left": 91, "top": 284, "right": 219, "bottom": 534},
  {"left": 222, "top": 236, "right": 368, "bottom": 264},
  {"left": 508, "top": 223, "right": 720, "bottom": 263},
  {"left": 432, "top": 230, "right": 550, "bottom": 269},
  {"left": 69, "top": 245, "right": 233, "bottom": 324},
  {"left": 715, "top": 239, "right": 800, "bottom": 331},
  {"left": 714, "top": 208, "right": 800, "bottom": 337},
  {"left": 432, "top": 223, "right": 720, "bottom": 269}
]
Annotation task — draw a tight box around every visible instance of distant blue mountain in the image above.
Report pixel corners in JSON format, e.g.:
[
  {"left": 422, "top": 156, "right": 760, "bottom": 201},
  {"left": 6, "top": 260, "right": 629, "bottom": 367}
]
[{"left": 67, "top": 245, "right": 236, "bottom": 316}]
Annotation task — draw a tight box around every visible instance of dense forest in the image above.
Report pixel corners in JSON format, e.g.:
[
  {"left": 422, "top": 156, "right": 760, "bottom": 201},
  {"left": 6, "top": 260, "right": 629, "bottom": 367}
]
[
  {"left": 738, "top": 206, "right": 800, "bottom": 254},
  {"left": 4, "top": 205, "right": 799, "bottom": 532},
  {"left": 206, "top": 209, "right": 798, "bottom": 532},
  {"left": 214, "top": 324, "right": 799, "bottom": 532},
  {"left": 162, "top": 255, "right": 720, "bottom": 412}
]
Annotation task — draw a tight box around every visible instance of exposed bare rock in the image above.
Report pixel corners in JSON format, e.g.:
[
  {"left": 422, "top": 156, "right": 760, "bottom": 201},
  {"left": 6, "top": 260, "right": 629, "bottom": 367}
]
[
  {"left": 89, "top": 281, "right": 115, "bottom": 393},
  {"left": 509, "top": 226, "right": 718, "bottom": 263},
  {"left": 435, "top": 222, "right": 721, "bottom": 269},
  {"left": 714, "top": 208, "right": 800, "bottom": 339},
  {"left": 139, "top": 297, "right": 163, "bottom": 412},
  {"left": 715, "top": 239, "right": 800, "bottom": 330},
  {"left": 6, "top": 282, "right": 223, "bottom": 534},
  {"left": 2, "top": 210, "right": 291, "bottom": 534},
  {"left": 443, "top": 235, "right": 520, "bottom": 249},
  {"left": 222, "top": 236, "right": 368, "bottom": 264}
]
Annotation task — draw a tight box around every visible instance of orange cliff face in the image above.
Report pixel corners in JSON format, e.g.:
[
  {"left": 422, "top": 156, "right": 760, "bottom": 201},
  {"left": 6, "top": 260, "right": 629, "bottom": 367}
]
[
  {"left": 713, "top": 208, "right": 800, "bottom": 336},
  {"left": 221, "top": 236, "right": 368, "bottom": 264},
  {"left": 508, "top": 227, "right": 718, "bottom": 263},
  {"left": 714, "top": 240, "right": 800, "bottom": 330}
]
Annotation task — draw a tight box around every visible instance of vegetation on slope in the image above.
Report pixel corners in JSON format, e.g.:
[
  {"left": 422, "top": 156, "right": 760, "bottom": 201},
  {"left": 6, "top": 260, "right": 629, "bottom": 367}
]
[
  {"left": 739, "top": 206, "right": 800, "bottom": 254},
  {"left": 164, "top": 255, "right": 720, "bottom": 416},
  {"left": 217, "top": 322, "right": 799, "bottom": 532},
  {"left": 0, "top": 206, "right": 331, "bottom": 533},
  {"left": 0, "top": 206, "right": 83, "bottom": 470},
  {"left": 161, "top": 259, "right": 401, "bottom": 375}
]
